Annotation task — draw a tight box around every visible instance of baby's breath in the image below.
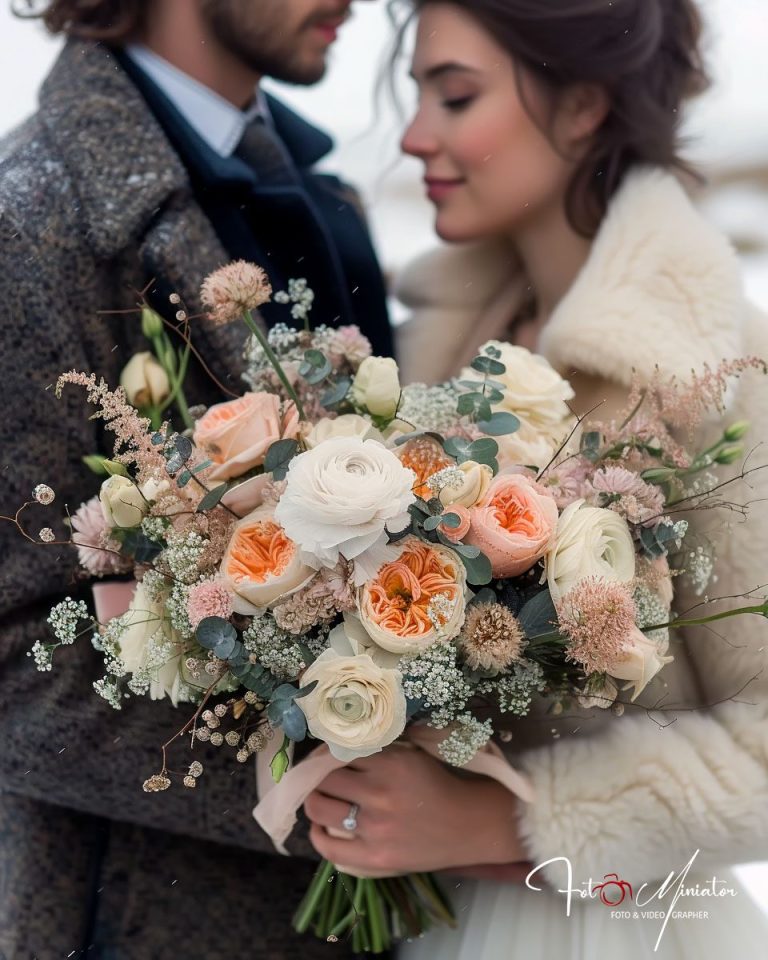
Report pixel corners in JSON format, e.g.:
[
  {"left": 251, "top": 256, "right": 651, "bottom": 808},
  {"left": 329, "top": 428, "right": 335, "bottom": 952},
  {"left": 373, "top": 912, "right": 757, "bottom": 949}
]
[
  {"left": 438, "top": 714, "right": 493, "bottom": 767},
  {"left": 481, "top": 661, "right": 546, "bottom": 716}
]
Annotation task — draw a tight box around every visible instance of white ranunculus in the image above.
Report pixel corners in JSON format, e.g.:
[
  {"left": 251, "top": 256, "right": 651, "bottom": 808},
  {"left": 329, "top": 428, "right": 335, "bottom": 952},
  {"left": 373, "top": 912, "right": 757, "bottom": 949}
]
[
  {"left": 462, "top": 341, "right": 574, "bottom": 427},
  {"left": 329, "top": 615, "right": 403, "bottom": 669},
  {"left": 99, "top": 475, "right": 148, "bottom": 529},
  {"left": 609, "top": 626, "right": 674, "bottom": 701},
  {"left": 297, "top": 647, "right": 407, "bottom": 761},
  {"left": 304, "top": 414, "right": 384, "bottom": 450},
  {"left": 120, "top": 351, "right": 170, "bottom": 408},
  {"left": 350, "top": 356, "right": 401, "bottom": 420},
  {"left": 220, "top": 504, "right": 314, "bottom": 615},
  {"left": 545, "top": 500, "right": 636, "bottom": 601},
  {"left": 274, "top": 437, "right": 416, "bottom": 585},
  {"left": 118, "top": 582, "right": 185, "bottom": 706}
]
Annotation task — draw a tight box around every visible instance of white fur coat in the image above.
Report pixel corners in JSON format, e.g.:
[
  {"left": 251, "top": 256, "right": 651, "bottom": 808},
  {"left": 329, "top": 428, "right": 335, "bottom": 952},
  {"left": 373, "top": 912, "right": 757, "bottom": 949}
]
[{"left": 396, "top": 168, "right": 768, "bottom": 886}]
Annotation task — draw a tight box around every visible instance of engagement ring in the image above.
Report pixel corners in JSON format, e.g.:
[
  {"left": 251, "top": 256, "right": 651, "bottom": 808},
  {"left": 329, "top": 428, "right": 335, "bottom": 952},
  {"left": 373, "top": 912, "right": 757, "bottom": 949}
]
[{"left": 342, "top": 802, "right": 359, "bottom": 832}]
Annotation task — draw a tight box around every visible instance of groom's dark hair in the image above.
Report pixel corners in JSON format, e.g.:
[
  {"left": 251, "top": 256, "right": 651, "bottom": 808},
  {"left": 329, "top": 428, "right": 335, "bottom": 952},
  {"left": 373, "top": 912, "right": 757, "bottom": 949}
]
[
  {"left": 396, "top": 0, "right": 710, "bottom": 237},
  {"left": 12, "top": 0, "right": 147, "bottom": 41}
]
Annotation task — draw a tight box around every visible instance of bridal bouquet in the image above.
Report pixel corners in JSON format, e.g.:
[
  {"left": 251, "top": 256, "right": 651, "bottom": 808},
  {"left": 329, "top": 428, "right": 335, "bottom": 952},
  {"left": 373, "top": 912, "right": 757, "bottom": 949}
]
[{"left": 13, "top": 261, "right": 767, "bottom": 954}]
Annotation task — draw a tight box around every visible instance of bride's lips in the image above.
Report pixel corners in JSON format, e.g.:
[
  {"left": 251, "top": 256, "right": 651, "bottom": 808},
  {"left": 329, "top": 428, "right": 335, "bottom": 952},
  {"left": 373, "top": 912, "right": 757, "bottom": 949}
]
[
  {"left": 424, "top": 177, "right": 465, "bottom": 202},
  {"left": 313, "top": 17, "right": 347, "bottom": 44}
]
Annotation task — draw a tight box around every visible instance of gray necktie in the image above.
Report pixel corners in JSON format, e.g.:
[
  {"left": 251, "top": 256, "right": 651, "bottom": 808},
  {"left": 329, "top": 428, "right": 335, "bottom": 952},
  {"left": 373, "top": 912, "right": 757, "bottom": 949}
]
[{"left": 234, "top": 117, "right": 299, "bottom": 186}]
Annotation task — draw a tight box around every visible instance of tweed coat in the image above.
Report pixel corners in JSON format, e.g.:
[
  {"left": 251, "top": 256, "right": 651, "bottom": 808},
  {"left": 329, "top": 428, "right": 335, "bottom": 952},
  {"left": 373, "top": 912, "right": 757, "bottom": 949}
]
[
  {"left": 0, "top": 40, "right": 382, "bottom": 960},
  {"left": 396, "top": 168, "right": 768, "bottom": 888}
]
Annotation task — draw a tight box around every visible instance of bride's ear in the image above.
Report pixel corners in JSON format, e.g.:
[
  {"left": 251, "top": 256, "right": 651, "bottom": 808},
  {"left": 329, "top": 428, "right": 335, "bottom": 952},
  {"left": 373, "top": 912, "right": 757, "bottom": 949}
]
[{"left": 555, "top": 83, "right": 610, "bottom": 149}]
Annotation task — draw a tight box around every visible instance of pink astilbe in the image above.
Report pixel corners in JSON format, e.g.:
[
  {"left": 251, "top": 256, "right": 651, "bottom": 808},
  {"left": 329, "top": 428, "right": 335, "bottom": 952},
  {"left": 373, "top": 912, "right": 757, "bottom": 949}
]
[
  {"left": 56, "top": 372, "right": 166, "bottom": 482},
  {"left": 70, "top": 495, "right": 130, "bottom": 576},
  {"left": 187, "top": 578, "right": 235, "bottom": 630},
  {"left": 273, "top": 563, "right": 356, "bottom": 635},
  {"left": 556, "top": 576, "right": 637, "bottom": 674}
]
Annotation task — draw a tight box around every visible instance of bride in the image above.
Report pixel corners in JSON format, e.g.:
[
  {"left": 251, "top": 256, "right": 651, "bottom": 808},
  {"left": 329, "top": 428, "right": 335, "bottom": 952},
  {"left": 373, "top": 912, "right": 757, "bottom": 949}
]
[{"left": 304, "top": 0, "right": 768, "bottom": 956}]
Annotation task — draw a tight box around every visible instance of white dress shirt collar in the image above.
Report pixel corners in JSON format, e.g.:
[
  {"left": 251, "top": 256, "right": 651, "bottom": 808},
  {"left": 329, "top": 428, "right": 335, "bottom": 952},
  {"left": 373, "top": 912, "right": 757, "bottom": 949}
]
[{"left": 125, "top": 44, "right": 269, "bottom": 157}]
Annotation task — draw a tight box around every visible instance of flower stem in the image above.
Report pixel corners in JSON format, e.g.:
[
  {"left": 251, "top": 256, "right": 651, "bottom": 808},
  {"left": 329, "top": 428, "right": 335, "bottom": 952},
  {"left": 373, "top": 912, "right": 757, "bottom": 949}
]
[
  {"left": 293, "top": 859, "right": 335, "bottom": 933},
  {"left": 241, "top": 309, "right": 306, "bottom": 421},
  {"left": 644, "top": 601, "right": 768, "bottom": 632}
]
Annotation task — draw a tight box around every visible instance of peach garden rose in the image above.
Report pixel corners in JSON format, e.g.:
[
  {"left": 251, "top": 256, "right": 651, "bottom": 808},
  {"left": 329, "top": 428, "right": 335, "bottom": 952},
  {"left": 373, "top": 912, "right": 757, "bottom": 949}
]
[
  {"left": 465, "top": 473, "right": 559, "bottom": 578},
  {"left": 193, "top": 391, "right": 300, "bottom": 482},
  {"left": 357, "top": 538, "right": 466, "bottom": 656},
  {"left": 220, "top": 504, "right": 313, "bottom": 615}
]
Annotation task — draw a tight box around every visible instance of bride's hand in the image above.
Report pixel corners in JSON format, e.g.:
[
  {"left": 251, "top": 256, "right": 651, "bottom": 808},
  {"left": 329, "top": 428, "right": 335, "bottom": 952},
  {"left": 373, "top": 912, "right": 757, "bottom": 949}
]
[{"left": 305, "top": 745, "right": 530, "bottom": 878}]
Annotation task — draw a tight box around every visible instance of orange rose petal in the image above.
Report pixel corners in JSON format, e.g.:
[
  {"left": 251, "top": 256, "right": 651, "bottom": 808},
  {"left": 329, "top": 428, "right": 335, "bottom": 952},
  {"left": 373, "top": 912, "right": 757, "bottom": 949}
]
[{"left": 226, "top": 520, "right": 295, "bottom": 584}]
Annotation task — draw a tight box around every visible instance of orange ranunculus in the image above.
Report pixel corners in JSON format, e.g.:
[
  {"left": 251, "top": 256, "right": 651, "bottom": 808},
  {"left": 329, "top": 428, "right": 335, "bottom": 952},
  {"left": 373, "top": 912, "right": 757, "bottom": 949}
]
[
  {"left": 397, "top": 437, "right": 453, "bottom": 500},
  {"left": 357, "top": 538, "right": 466, "bottom": 655},
  {"left": 194, "top": 392, "right": 300, "bottom": 482},
  {"left": 220, "top": 504, "right": 313, "bottom": 614},
  {"left": 466, "top": 473, "right": 558, "bottom": 578}
]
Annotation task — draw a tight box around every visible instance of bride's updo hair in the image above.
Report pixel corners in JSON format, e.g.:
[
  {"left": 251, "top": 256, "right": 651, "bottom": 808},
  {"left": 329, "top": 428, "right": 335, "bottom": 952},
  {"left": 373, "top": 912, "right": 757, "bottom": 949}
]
[{"left": 402, "top": 0, "right": 710, "bottom": 235}]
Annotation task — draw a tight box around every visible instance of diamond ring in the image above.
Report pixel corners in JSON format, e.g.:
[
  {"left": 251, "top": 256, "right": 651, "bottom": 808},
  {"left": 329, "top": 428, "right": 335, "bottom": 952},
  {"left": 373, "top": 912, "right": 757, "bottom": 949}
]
[{"left": 342, "top": 802, "right": 359, "bottom": 832}]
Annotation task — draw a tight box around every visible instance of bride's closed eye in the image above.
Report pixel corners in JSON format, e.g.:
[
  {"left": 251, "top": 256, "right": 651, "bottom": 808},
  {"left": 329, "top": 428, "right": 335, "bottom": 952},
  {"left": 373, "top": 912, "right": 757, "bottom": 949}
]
[{"left": 442, "top": 95, "right": 476, "bottom": 112}]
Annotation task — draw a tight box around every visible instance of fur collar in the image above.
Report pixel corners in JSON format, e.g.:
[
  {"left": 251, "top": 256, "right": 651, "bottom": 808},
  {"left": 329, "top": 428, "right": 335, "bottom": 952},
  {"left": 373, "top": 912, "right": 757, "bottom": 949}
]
[{"left": 397, "top": 168, "right": 747, "bottom": 386}]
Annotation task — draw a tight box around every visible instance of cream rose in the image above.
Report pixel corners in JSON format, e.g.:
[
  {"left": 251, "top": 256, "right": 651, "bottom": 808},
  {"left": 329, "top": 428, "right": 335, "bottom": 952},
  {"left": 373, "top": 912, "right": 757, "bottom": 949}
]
[
  {"left": 462, "top": 342, "right": 574, "bottom": 426},
  {"left": 274, "top": 437, "right": 416, "bottom": 584},
  {"left": 297, "top": 648, "right": 406, "bottom": 761},
  {"left": 99, "top": 475, "right": 148, "bottom": 528},
  {"left": 220, "top": 504, "right": 314, "bottom": 614},
  {"left": 438, "top": 460, "right": 493, "bottom": 509},
  {"left": 304, "top": 414, "right": 383, "bottom": 450},
  {"left": 119, "top": 582, "right": 185, "bottom": 706},
  {"left": 193, "top": 392, "right": 300, "bottom": 482},
  {"left": 609, "top": 626, "right": 674, "bottom": 701},
  {"left": 357, "top": 538, "right": 467, "bottom": 656},
  {"left": 546, "top": 500, "right": 636, "bottom": 601},
  {"left": 496, "top": 418, "right": 570, "bottom": 471},
  {"left": 120, "top": 351, "right": 170, "bottom": 409},
  {"left": 465, "top": 474, "right": 559, "bottom": 578},
  {"left": 350, "top": 357, "right": 401, "bottom": 420}
]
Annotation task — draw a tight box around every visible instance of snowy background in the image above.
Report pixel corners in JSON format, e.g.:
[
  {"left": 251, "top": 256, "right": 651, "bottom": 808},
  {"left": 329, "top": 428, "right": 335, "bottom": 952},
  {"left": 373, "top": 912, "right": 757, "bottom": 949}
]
[{"left": 0, "top": 0, "right": 766, "bottom": 923}]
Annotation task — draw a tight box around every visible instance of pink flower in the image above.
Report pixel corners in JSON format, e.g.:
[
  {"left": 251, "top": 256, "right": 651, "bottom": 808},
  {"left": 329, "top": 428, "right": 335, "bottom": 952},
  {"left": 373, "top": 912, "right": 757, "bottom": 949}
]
[
  {"left": 187, "top": 579, "right": 235, "bottom": 630},
  {"left": 200, "top": 261, "right": 272, "bottom": 326},
  {"left": 71, "top": 496, "right": 125, "bottom": 576},
  {"left": 556, "top": 577, "right": 637, "bottom": 674},
  {"left": 193, "top": 392, "right": 300, "bottom": 482},
  {"left": 327, "top": 325, "right": 371, "bottom": 369},
  {"left": 466, "top": 474, "right": 558, "bottom": 578},
  {"left": 438, "top": 504, "right": 471, "bottom": 543}
]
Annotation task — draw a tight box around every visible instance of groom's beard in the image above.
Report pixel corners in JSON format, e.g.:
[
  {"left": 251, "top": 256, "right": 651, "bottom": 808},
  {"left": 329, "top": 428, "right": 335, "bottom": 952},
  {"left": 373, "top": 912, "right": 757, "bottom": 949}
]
[{"left": 199, "top": 0, "right": 344, "bottom": 85}]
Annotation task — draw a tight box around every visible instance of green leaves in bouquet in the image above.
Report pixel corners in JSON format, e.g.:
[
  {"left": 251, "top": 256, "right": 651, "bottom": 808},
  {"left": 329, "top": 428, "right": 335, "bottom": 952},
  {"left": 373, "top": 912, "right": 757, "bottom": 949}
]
[
  {"left": 196, "top": 482, "right": 229, "bottom": 513},
  {"left": 580, "top": 430, "right": 603, "bottom": 463},
  {"left": 195, "top": 616, "right": 272, "bottom": 695},
  {"left": 299, "top": 348, "right": 333, "bottom": 385},
  {"left": 517, "top": 588, "right": 558, "bottom": 639},
  {"left": 438, "top": 536, "right": 493, "bottom": 585},
  {"left": 639, "top": 520, "right": 685, "bottom": 559},
  {"left": 470, "top": 354, "right": 506, "bottom": 377},
  {"left": 266, "top": 681, "right": 318, "bottom": 743},
  {"left": 264, "top": 438, "right": 300, "bottom": 481},
  {"left": 114, "top": 527, "right": 163, "bottom": 564},
  {"left": 443, "top": 435, "right": 499, "bottom": 474},
  {"left": 321, "top": 376, "right": 351, "bottom": 409},
  {"left": 476, "top": 411, "right": 520, "bottom": 436}
]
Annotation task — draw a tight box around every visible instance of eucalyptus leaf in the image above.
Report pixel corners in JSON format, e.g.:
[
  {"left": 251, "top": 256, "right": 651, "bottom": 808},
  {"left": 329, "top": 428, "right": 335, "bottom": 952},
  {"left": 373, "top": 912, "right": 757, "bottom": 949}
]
[
  {"left": 264, "top": 438, "right": 299, "bottom": 480},
  {"left": 458, "top": 550, "right": 493, "bottom": 586},
  {"left": 476, "top": 412, "right": 521, "bottom": 436},
  {"left": 468, "top": 587, "right": 497, "bottom": 607},
  {"left": 176, "top": 468, "right": 193, "bottom": 488},
  {"left": 118, "top": 528, "right": 163, "bottom": 564},
  {"left": 196, "top": 482, "right": 229, "bottom": 513},
  {"left": 272, "top": 683, "right": 302, "bottom": 702},
  {"left": 443, "top": 436, "right": 472, "bottom": 461},
  {"left": 471, "top": 355, "right": 506, "bottom": 377},
  {"left": 298, "top": 642, "right": 317, "bottom": 668},
  {"left": 423, "top": 515, "right": 444, "bottom": 532},
  {"left": 196, "top": 616, "right": 238, "bottom": 651},
  {"left": 518, "top": 589, "right": 558, "bottom": 638},
  {"left": 280, "top": 702, "right": 308, "bottom": 741},
  {"left": 440, "top": 512, "right": 462, "bottom": 529},
  {"left": 321, "top": 377, "right": 351, "bottom": 408}
]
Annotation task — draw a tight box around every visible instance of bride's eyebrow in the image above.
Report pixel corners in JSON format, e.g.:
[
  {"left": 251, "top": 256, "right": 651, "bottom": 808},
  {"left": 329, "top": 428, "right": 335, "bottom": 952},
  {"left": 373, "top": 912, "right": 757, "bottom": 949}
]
[{"left": 410, "top": 62, "right": 483, "bottom": 82}]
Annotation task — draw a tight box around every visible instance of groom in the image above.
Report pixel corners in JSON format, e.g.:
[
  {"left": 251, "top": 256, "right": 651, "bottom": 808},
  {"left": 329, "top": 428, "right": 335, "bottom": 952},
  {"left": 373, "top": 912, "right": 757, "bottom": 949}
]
[{"left": 0, "top": 1, "right": 390, "bottom": 957}]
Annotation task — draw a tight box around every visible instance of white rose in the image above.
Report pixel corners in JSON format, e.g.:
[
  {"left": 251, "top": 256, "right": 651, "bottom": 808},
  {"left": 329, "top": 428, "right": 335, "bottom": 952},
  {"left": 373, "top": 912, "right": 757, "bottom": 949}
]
[
  {"left": 297, "top": 647, "right": 407, "bottom": 761},
  {"left": 274, "top": 437, "right": 416, "bottom": 585},
  {"left": 462, "top": 341, "right": 574, "bottom": 427},
  {"left": 120, "top": 351, "right": 170, "bottom": 408},
  {"left": 350, "top": 357, "right": 401, "bottom": 420},
  {"left": 438, "top": 460, "right": 493, "bottom": 509},
  {"left": 496, "top": 417, "right": 570, "bottom": 471},
  {"left": 99, "top": 475, "right": 148, "bottom": 528},
  {"left": 220, "top": 503, "right": 314, "bottom": 615},
  {"left": 609, "top": 626, "right": 674, "bottom": 701},
  {"left": 329, "top": 615, "right": 402, "bottom": 669},
  {"left": 139, "top": 477, "right": 171, "bottom": 503},
  {"left": 545, "top": 500, "right": 635, "bottom": 601},
  {"left": 119, "top": 582, "right": 185, "bottom": 706},
  {"left": 304, "top": 414, "right": 383, "bottom": 450}
]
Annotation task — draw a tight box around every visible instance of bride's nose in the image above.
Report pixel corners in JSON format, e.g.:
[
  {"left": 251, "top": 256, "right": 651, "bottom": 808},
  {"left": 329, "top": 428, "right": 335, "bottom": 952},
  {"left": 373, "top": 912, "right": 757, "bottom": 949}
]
[{"left": 401, "top": 111, "right": 439, "bottom": 159}]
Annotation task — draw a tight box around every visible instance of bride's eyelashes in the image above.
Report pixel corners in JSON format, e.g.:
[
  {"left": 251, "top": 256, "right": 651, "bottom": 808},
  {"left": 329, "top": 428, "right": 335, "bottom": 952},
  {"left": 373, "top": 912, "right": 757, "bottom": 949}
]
[{"left": 442, "top": 95, "right": 476, "bottom": 112}]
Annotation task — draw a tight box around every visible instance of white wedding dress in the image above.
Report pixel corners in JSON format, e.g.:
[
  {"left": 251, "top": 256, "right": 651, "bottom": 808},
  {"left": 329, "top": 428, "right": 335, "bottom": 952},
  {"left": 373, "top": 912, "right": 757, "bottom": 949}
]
[{"left": 398, "top": 870, "right": 768, "bottom": 960}]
